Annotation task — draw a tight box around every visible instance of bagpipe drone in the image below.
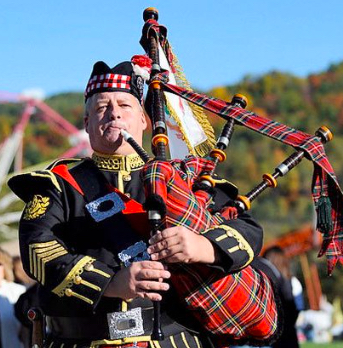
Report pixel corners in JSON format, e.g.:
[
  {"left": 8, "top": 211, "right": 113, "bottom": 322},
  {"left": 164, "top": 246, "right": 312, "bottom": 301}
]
[{"left": 123, "top": 7, "right": 343, "bottom": 345}]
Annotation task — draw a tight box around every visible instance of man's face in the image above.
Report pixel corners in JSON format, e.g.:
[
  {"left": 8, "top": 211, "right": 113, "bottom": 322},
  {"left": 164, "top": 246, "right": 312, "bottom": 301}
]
[{"left": 85, "top": 91, "right": 147, "bottom": 155}]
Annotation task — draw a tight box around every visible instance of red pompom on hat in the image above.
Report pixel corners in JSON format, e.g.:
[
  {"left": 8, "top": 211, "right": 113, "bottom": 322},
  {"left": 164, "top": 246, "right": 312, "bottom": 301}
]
[{"left": 131, "top": 55, "right": 152, "bottom": 82}]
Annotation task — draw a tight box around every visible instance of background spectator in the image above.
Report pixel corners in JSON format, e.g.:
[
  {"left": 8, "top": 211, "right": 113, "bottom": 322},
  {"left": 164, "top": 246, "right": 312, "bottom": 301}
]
[
  {"left": 0, "top": 247, "right": 26, "bottom": 348},
  {"left": 12, "top": 256, "right": 35, "bottom": 287},
  {"left": 262, "top": 246, "right": 300, "bottom": 348}
]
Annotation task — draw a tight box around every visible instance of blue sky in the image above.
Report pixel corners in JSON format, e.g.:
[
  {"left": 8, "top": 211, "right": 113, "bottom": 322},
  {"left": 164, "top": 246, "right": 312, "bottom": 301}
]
[{"left": 1, "top": 0, "right": 343, "bottom": 97}]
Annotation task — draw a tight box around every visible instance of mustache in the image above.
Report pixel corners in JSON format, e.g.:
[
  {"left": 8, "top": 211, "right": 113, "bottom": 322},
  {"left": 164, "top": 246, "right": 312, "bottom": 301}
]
[{"left": 104, "top": 121, "right": 127, "bottom": 131}]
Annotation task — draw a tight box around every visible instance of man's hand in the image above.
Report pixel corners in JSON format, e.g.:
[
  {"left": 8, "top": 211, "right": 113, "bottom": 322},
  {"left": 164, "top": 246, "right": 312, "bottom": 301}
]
[
  {"left": 148, "top": 226, "right": 217, "bottom": 264},
  {"left": 104, "top": 261, "right": 170, "bottom": 301}
]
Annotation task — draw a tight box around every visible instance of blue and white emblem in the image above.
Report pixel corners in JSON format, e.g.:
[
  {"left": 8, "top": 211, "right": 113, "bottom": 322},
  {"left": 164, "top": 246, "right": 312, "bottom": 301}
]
[
  {"left": 118, "top": 241, "right": 150, "bottom": 267},
  {"left": 86, "top": 192, "right": 125, "bottom": 222}
]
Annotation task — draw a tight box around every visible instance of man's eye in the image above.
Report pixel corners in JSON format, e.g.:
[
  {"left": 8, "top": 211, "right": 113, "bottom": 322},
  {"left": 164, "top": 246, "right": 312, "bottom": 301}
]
[
  {"left": 120, "top": 103, "right": 131, "bottom": 108},
  {"left": 97, "top": 105, "right": 107, "bottom": 111}
]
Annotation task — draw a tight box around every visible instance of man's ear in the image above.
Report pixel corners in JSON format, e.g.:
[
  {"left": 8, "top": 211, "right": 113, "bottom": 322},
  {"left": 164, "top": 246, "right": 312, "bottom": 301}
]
[
  {"left": 84, "top": 115, "right": 89, "bottom": 133},
  {"left": 141, "top": 112, "right": 147, "bottom": 131}
]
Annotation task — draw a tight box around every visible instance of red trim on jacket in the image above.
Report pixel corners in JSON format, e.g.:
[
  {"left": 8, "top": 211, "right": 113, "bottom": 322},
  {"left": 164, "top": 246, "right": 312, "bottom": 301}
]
[{"left": 52, "top": 164, "right": 84, "bottom": 196}]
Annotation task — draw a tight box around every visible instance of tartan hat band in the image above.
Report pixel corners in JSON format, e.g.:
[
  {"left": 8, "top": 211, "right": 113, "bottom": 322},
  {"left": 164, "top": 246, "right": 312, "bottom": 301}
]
[
  {"left": 84, "top": 61, "right": 144, "bottom": 103},
  {"left": 84, "top": 73, "right": 132, "bottom": 100}
]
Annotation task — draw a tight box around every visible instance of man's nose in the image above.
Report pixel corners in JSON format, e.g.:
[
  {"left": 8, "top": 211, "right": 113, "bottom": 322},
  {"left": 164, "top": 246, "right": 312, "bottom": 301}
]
[{"left": 109, "top": 107, "right": 121, "bottom": 120}]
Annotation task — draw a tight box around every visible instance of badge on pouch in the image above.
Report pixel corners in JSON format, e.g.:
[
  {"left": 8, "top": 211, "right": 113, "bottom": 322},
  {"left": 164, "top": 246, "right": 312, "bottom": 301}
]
[
  {"left": 118, "top": 241, "right": 150, "bottom": 267},
  {"left": 86, "top": 192, "right": 125, "bottom": 222}
]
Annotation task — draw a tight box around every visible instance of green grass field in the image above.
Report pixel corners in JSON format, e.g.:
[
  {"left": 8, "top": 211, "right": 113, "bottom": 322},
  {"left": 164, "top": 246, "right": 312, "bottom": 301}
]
[{"left": 300, "top": 342, "right": 343, "bottom": 348}]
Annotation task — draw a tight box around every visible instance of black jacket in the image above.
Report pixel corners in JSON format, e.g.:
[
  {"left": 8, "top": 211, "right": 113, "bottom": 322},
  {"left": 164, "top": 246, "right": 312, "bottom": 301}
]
[{"left": 8, "top": 154, "right": 264, "bottom": 346}]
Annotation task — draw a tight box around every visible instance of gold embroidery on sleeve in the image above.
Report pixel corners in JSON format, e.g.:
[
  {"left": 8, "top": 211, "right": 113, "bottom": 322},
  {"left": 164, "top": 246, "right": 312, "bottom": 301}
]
[
  {"left": 194, "top": 335, "right": 201, "bottom": 348},
  {"left": 84, "top": 263, "right": 111, "bottom": 278},
  {"left": 52, "top": 256, "right": 111, "bottom": 305},
  {"left": 181, "top": 332, "right": 191, "bottom": 348},
  {"left": 203, "top": 224, "right": 254, "bottom": 269},
  {"left": 29, "top": 241, "right": 68, "bottom": 284},
  {"left": 169, "top": 336, "right": 178, "bottom": 348},
  {"left": 23, "top": 195, "right": 50, "bottom": 220},
  {"left": 64, "top": 288, "right": 94, "bottom": 305},
  {"left": 40, "top": 249, "right": 68, "bottom": 285},
  {"left": 152, "top": 340, "right": 162, "bottom": 348}
]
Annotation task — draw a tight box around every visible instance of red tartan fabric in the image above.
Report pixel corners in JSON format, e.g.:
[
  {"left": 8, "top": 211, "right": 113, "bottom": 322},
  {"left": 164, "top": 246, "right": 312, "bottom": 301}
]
[
  {"left": 161, "top": 81, "right": 343, "bottom": 274},
  {"left": 142, "top": 157, "right": 278, "bottom": 344},
  {"left": 177, "top": 264, "right": 278, "bottom": 346},
  {"left": 142, "top": 157, "right": 222, "bottom": 232}
]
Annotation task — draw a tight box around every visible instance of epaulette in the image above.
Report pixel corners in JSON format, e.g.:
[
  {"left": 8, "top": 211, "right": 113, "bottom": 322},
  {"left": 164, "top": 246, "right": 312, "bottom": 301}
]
[
  {"left": 45, "top": 158, "right": 83, "bottom": 170},
  {"left": 213, "top": 176, "right": 238, "bottom": 199},
  {"left": 8, "top": 158, "right": 82, "bottom": 203}
]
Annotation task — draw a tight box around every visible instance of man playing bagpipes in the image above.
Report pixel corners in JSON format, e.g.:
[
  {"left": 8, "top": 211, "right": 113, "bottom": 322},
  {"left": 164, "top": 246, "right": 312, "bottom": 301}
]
[
  {"left": 9, "top": 6, "right": 343, "bottom": 348},
  {"left": 8, "top": 55, "right": 280, "bottom": 348}
]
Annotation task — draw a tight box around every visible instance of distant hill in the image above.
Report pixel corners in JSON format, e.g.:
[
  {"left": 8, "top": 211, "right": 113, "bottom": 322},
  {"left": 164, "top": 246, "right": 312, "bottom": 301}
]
[
  {"left": 1, "top": 61, "right": 343, "bottom": 239},
  {"left": 2, "top": 63, "right": 343, "bottom": 303}
]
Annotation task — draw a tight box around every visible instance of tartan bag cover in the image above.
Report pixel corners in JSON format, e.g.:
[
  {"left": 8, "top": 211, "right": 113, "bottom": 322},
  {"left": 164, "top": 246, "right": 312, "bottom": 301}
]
[
  {"left": 142, "top": 157, "right": 222, "bottom": 232},
  {"left": 161, "top": 81, "right": 343, "bottom": 274},
  {"left": 142, "top": 157, "right": 278, "bottom": 346}
]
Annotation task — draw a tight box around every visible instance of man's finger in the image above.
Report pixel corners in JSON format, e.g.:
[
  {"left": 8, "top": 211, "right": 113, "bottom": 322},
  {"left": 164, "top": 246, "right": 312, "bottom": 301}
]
[
  {"left": 139, "top": 260, "right": 165, "bottom": 270},
  {"left": 150, "top": 245, "right": 183, "bottom": 261},
  {"left": 137, "top": 280, "right": 170, "bottom": 292},
  {"left": 138, "top": 269, "right": 171, "bottom": 280},
  {"left": 149, "top": 228, "right": 178, "bottom": 244},
  {"left": 147, "top": 236, "right": 179, "bottom": 254}
]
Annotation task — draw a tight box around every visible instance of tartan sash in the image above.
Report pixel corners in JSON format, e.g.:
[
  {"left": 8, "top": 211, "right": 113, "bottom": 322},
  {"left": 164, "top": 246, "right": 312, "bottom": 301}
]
[{"left": 161, "top": 81, "right": 343, "bottom": 274}]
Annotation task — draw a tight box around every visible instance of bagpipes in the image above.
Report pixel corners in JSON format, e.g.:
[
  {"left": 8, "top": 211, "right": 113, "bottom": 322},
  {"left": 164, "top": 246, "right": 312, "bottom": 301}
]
[{"left": 124, "top": 7, "right": 343, "bottom": 345}]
